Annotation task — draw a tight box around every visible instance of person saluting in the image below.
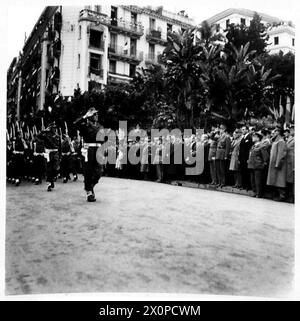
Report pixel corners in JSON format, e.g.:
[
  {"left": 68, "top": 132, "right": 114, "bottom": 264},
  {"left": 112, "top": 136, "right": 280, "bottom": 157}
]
[{"left": 73, "top": 107, "right": 104, "bottom": 202}]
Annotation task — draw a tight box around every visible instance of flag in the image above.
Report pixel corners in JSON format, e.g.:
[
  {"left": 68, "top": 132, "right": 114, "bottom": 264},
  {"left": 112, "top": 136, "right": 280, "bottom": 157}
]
[
  {"left": 279, "top": 95, "right": 284, "bottom": 117},
  {"left": 193, "top": 30, "right": 196, "bottom": 46},
  {"left": 285, "top": 96, "right": 291, "bottom": 124}
]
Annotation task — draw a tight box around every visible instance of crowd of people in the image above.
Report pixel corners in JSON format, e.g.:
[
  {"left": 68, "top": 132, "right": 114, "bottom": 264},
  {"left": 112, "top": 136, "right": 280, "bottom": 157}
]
[{"left": 6, "top": 120, "right": 295, "bottom": 203}]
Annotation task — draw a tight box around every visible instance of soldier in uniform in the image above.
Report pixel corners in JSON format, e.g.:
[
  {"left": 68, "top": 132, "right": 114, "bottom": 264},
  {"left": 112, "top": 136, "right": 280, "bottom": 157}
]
[
  {"left": 38, "top": 122, "right": 61, "bottom": 191},
  {"left": 215, "top": 124, "right": 231, "bottom": 187},
  {"left": 60, "top": 134, "right": 72, "bottom": 183},
  {"left": 32, "top": 133, "right": 46, "bottom": 184},
  {"left": 12, "top": 131, "right": 28, "bottom": 186},
  {"left": 73, "top": 108, "right": 103, "bottom": 202}
]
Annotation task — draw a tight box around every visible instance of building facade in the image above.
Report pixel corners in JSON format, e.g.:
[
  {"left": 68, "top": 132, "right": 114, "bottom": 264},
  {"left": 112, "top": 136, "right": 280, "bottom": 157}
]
[
  {"left": 206, "top": 8, "right": 295, "bottom": 54},
  {"left": 7, "top": 5, "right": 193, "bottom": 119},
  {"left": 7, "top": 6, "right": 295, "bottom": 120}
]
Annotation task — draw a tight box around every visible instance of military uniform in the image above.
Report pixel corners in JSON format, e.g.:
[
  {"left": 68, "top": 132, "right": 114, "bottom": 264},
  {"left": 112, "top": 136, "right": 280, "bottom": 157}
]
[
  {"left": 33, "top": 136, "right": 46, "bottom": 184},
  {"left": 38, "top": 126, "right": 61, "bottom": 191},
  {"left": 74, "top": 109, "right": 103, "bottom": 201},
  {"left": 12, "top": 134, "right": 28, "bottom": 186},
  {"left": 60, "top": 136, "right": 72, "bottom": 183},
  {"left": 215, "top": 133, "right": 231, "bottom": 186}
]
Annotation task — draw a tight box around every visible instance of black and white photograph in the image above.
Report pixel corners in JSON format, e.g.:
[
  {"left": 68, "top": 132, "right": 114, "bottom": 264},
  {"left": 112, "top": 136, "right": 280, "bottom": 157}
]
[{"left": 1, "top": 0, "right": 298, "bottom": 300}]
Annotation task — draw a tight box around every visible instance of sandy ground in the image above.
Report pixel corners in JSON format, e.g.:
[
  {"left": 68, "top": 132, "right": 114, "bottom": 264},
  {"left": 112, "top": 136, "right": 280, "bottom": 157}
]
[{"left": 6, "top": 177, "right": 294, "bottom": 297}]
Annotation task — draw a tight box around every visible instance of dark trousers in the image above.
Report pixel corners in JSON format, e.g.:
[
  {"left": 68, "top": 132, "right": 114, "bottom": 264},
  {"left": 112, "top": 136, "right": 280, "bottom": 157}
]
[
  {"left": 209, "top": 160, "right": 217, "bottom": 183},
  {"left": 232, "top": 171, "right": 242, "bottom": 187},
  {"left": 33, "top": 155, "right": 45, "bottom": 180},
  {"left": 61, "top": 155, "right": 71, "bottom": 179},
  {"left": 241, "top": 163, "right": 251, "bottom": 190},
  {"left": 13, "top": 154, "right": 25, "bottom": 179},
  {"left": 83, "top": 147, "right": 103, "bottom": 192},
  {"left": 216, "top": 159, "right": 226, "bottom": 185},
  {"left": 250, "top": 169, "right": 263, "bottom": 197},
  {"left": 155, "top": 163, "right": 164, "bottom": 182},
  {"left": 46, "top": 152, "right": 60, "bottom": 183}
]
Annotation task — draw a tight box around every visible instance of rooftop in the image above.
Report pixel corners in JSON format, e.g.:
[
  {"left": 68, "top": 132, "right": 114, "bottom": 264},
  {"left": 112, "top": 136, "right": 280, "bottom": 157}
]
[{"left": 206, "top": 8, "right": 284, "bottom": 25}]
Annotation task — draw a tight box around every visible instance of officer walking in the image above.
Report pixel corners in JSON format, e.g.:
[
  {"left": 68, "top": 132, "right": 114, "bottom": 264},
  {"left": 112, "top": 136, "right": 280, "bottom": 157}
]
[{"left": 73, "top": 108, "right": 103, "bottom": 202}]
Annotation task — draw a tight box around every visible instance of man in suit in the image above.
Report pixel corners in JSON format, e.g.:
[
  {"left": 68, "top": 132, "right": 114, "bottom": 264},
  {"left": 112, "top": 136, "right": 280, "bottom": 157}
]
[
  {"left": 285, "top": 124, "right": 294, "bottom": 202},
  {"left": 239, "top": 125, "right": 253, "bottom": 190},
  {"left": 215, "top": 124, "right": 231, "bottom": 187}
]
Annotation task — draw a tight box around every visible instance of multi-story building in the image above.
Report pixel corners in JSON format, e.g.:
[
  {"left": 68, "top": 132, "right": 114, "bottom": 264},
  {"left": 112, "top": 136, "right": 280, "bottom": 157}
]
[
  {"left": 7, "top": 6, "right": 295, "bottom": 120},
  {"left": 7, "top": 5, "right": 194, "bottom": 119},
  {"left": 206, "top": 8, "right": 295, "bottom": 54}
]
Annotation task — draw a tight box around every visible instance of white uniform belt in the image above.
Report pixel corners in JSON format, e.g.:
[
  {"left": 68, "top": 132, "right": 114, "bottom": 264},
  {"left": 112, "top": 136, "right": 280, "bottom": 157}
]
[
  {"left": 13, "top": 151, "right": 24, "bottom": 155},
  {"left": 34, "top": 152, "right": 44, "bottom": 156},
  {"left": 45, "top": 149, "right": 58, "bottom": 153},
  {"left": 62, "top": 152, "right": 71, "bottom": 156},
  {"left": 84, "top": 143, "right": 102, "bottom": 148}
]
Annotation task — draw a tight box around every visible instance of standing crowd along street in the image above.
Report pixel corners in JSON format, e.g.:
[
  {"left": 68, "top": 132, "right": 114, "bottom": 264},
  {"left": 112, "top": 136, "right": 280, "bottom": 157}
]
[{"left": 7, "top": 108, "right": 295, "bottom": 203}]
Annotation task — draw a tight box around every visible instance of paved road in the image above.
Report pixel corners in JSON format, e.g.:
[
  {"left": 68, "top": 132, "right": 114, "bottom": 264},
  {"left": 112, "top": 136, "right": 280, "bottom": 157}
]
[{"left": 6, "top": 177, "right": 294, "bottom": 297}]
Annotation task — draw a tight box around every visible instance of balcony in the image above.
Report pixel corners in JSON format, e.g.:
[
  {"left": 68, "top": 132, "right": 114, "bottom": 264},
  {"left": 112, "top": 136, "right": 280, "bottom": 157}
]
[
  {"left": 79, "top": 9, "right": 144, "bottom": 38},
  {"left": 89, "top": 66, "right": 104, "bottom": 78},
  {"left": 145, "top": 52, "right": 163, "bottom": 65},
  {"left": 89, "top": 40, "right": 105, "bottom": 51},
  {"left": 108, "top": 45, "right": 143, "bottom": 64},
  {"left": 146, "top": 29, "right": 168, "bottom": 45}
]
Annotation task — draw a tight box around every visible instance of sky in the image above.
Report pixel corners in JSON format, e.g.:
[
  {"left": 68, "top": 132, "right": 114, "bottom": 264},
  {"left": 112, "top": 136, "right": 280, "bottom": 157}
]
[{"left": 3, "top": 0, "right": 299, "bottom": 69}]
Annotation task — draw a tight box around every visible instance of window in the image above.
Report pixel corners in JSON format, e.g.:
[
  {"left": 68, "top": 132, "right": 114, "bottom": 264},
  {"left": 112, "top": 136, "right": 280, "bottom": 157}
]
[
  {"left": 110, "top": 33, "right": 117, "bottom": 50},
  {"left": 149, "top": 43, "right": 155, "bottom": 59},
  {"left": 129, "top": 64, "right": 136, "bottom": 78},
  {"left": 94, "top": 5, "right": 101, "bottom": 13},
  {"left": 111, "top": 6, "right": 118, "bottom": 26},
  {"left": 167, "top": 23, "right": 173, "bottom": 32},
  {"left": 130, "top": 38, "right": 137, "bottom": 56},
  {"left": 149, "top": 18, "right": 156, "bottom": 30},
  {"left": 79, "top": 25, "right": 81, "bottom": 39},
  {"left": 292, "top": 38, "right": 295, "bottom": 46},
  {"left": 131, "top": 12, "right": 137, "bottom": 24},
  {"left": 90, "top": 53, "right": 102, "bottom": 71},
  {"left": 274, "top": 36, "right": 279, "bottom": 45},
  {"left": 89, "top": 29, "right": 103, "bottom": 49},
  {"left": 109, "top": 60, "right": 116, "bottom": 73},
  {"left": 241, "top": 18, "right": 246, "bottom": 25},
  {"left": 77, "top": 54, "right": 80, "bottom": 69},
  {"left": 226, "top": 19, "right": 230, "bottom": 28}
]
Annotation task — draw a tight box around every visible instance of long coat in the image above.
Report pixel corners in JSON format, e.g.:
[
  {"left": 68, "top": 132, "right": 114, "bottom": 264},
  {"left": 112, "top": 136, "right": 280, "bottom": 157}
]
[
  {"left": 229, "top": 137, "right": 242, "bottom": 171},
  {"left": 286, "top": 136, "right": 294, "bottom": 184},
  {"left": 267, "top": 136, "right": 287, "bottom": 188}
]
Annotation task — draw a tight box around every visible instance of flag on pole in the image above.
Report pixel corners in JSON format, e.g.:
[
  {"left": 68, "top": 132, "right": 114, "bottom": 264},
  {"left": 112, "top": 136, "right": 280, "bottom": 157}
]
[
  {"left": 64, "top": 121, "right": 68, "bottom": 135},
  {"left": 285, "top": 96, "right": 291, "bottom": 124},
  {"left": 279, "top": 95, "right": 284, "bottom": 118}
]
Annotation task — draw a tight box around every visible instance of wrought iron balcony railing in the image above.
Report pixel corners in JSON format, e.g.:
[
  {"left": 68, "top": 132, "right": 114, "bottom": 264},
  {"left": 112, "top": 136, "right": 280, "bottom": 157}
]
[
  {"left": 146, "top": 28, "right": 168, "bottom": 45},
  {"left": 79, "top": 9, "right": 144, "bottom": 37},
  {"left": 89, "top": 67, "right": 104, "bottom": 78},
  {"left": 108, "top": 45, "right": 143, "bottom": 62}
]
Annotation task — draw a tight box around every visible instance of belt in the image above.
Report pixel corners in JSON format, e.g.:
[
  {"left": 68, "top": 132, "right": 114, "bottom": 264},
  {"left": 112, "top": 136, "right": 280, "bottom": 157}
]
[
  {"left": 34, "top": 152, "right": 44, "bottom": 156},
  {"left": 62, "top": 152, "right": 71, "bottom": 156},
  {"left": 13, "top": 151, "right": 24, "bottom": 155},
  {"left": 45, "top": 149, "right": 58, "bottom": 153},
  {"left": 83, "top": 143, "right": 102, "bottom": 148}
]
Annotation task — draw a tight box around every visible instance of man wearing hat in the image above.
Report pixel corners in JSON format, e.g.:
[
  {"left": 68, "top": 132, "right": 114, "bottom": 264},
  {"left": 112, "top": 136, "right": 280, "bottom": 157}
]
[
  {"left": 286, "top": 124, "right": 294, "bottom": 202},
  {"left": 74, "top": 107, "right": 103, "bottom": 202},
  {"left": 38, "top": 122, "right": 61, "bottom": 191},
  {"left": 267, "top": 127, "right": 287, "bottom": 201},
  {"left": 247, "top": 132, "right": 269, "bottom": 198}
]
